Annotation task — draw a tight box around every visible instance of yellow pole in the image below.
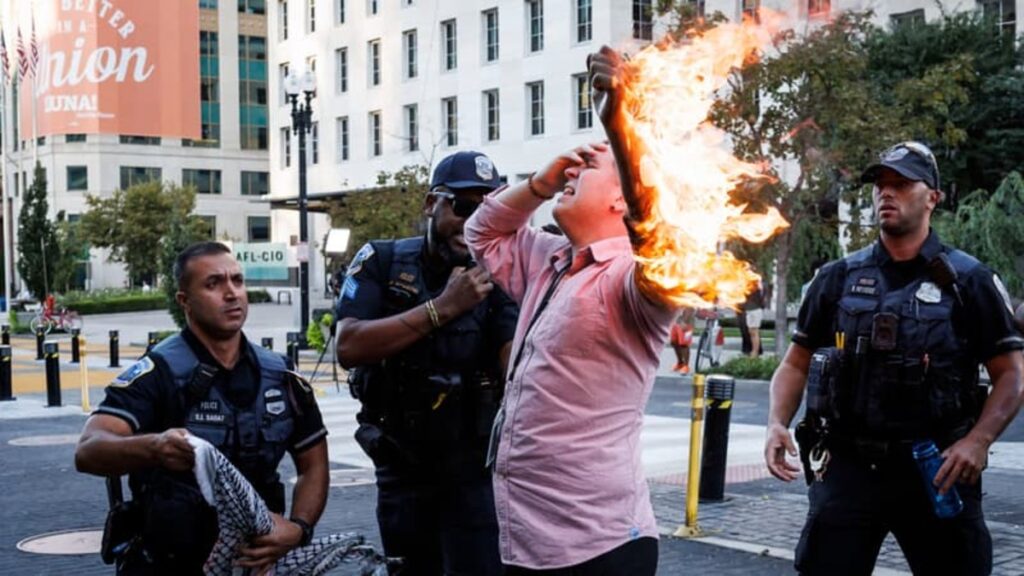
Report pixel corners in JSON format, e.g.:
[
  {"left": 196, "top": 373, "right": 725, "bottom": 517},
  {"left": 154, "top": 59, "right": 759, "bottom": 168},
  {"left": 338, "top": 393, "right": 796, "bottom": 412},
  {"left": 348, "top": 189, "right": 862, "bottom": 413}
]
[
  {"left": 674, "top": 373, "right": 705, "bottom": 538},
  {"left": 79, "top": 336, "right": 90, "bottom": 413}
]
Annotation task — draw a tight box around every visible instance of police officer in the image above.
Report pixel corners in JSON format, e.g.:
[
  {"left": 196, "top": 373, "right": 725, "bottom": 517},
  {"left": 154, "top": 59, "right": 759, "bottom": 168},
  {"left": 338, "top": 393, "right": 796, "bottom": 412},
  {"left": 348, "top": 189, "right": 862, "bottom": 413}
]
[
  {"left": 75, "top": 242, "right": 329, "bottom": 575},
  {"left": 336, "top": 151, "right": 517, "bottom": 576},
  {"left": 764, "top": 141, "right": 1024, "bottom": 575}
]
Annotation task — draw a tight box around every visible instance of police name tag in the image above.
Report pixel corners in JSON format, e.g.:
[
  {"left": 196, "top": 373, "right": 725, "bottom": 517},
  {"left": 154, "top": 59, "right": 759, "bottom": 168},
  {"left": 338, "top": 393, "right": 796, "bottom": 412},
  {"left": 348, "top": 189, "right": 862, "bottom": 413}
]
[
  {"left": 915, "top": 281, "right": 942, "bottom": 304},
  {"left": 265, "top": 388, "right": 286, "bottom": 415}
]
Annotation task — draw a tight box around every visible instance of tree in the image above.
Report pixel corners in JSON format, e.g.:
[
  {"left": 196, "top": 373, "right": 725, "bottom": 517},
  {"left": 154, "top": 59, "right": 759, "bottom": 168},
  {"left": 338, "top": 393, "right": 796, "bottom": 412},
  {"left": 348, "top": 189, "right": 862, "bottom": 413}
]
[
  {"left": 80, "top": 181, "right": 203, "bottom": 287},
  {"left": 326, "top": 165, "right": 428, "bottom": 267},
  {"left": 158, "top": 187, "right": 211, "bottom": 328},
  {"left": 17, "top": 162, "right": 58, "bottom": 298},
  {"left": 52, "top": 211, "right": 89, "bottom": 294}
]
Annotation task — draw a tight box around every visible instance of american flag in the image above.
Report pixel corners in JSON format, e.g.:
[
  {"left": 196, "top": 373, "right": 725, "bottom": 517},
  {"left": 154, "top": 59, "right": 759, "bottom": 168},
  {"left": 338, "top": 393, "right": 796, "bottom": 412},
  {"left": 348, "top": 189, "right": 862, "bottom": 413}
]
[
  {"left": 0, "top": 32, "right": 9, "bottom": 85},
  {"left": 16, "top": 27, "right": 28, "bottom": 79},
  {"left": 30, "top": 15, "right": 38, "bottom": 74}
]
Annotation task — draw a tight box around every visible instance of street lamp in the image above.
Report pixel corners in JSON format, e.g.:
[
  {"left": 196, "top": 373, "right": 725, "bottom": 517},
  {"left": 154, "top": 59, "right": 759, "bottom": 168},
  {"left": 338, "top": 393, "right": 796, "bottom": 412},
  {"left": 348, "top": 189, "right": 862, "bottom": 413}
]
[{"left": 285, "top": 70, "right": 316, "bottom": 344}]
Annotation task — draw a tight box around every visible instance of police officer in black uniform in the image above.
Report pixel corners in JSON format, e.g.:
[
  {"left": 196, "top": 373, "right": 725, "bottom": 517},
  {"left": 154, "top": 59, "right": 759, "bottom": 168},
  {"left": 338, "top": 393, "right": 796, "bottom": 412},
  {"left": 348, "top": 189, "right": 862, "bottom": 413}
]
[
  {"left": 76, "top": 242, "right": 330, "bottom": 575},
  {"left": 336, "top": 151, "right": 518, "bottom": 576},
  {"left": 764, "top": 141, "right": 1024, "bottom": 575}
]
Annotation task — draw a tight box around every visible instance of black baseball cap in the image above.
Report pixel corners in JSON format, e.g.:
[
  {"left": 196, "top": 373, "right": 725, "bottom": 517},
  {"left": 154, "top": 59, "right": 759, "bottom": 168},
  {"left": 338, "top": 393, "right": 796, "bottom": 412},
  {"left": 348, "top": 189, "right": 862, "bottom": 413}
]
[
  {"left": 860, "top": 141, "right": 940, "bottom": 190},
  {"left": 430, "top": 151, "right": 501, "bottom": 191}
]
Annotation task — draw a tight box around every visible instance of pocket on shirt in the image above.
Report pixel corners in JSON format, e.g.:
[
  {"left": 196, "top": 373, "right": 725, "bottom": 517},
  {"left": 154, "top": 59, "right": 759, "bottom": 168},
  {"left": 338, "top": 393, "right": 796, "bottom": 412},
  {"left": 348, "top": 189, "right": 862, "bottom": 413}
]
[{"left": 540, "top": 297, "right": 605, "bottom": 359}]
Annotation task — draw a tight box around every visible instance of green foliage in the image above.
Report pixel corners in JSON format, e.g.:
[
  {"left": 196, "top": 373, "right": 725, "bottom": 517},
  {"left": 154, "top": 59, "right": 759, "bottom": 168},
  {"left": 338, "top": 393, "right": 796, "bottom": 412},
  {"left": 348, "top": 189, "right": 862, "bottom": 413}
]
[
  {"left": 58, "top": 289, "right": 166, "bottom": 315},
  {"left": 17, "top": 162, "right": 58, "bottom": 298},
  {"left": 706, "top": 355, "right": 780, "bottom": 380},
  {"left": 52, "top": 211, "right": 89, "bottom": 295},
  {"left": 933, "top": 172, "right": 1024, "bottom": 296},
  {"left": 80, "top": 181, "right": 207, "bottom": 288},
  {"left": 247, "top": 289, "right": 272, "bottom": 303},
  {"left": 327, "top": 165, "right": 428, "bottom": 264},
  {"left": 156, "top": 186, "right": 210, "bottom": 328},
  {"left": 306, "top": 312, "right": 334, "bottom": 353}
]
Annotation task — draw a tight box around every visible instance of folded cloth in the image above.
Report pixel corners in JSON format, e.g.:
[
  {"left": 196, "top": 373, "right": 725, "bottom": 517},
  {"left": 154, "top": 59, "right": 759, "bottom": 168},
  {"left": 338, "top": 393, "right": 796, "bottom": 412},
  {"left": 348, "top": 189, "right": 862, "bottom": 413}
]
[{"left": 188, "top": 435, "right": 392, "bottom": 576}]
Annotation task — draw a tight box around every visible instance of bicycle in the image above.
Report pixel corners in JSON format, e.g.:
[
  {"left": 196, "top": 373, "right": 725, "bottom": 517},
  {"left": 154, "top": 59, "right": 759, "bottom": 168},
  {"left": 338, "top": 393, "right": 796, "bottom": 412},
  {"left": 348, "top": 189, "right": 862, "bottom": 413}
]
[
  {"left": 30, "top": 304, "right": 83, "bottom": 335},
  {"left": 693, "top": 307, "right": 724, "bottom": 373}
]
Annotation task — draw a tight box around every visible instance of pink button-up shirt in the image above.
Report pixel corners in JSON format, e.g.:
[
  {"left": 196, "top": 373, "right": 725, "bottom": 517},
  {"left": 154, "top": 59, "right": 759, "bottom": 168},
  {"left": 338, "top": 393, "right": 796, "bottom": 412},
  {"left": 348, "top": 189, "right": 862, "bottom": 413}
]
[{"left": 465, "top": 195, "right": 676, "bottom": 569}]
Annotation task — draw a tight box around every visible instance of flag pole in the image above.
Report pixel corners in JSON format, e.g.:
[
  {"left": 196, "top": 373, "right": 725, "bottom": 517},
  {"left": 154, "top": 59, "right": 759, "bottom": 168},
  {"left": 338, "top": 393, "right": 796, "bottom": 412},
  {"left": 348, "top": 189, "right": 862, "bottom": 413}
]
[{"left": 0, "top": 51, "right": 11, "bottom": 315}]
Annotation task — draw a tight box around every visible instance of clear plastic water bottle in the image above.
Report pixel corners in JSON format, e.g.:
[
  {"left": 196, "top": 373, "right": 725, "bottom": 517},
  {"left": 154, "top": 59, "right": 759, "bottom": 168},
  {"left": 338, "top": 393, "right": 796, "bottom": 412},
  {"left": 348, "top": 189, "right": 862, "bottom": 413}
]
[{"left": 912, "top": 440, "right": 963, "bottom": 519}]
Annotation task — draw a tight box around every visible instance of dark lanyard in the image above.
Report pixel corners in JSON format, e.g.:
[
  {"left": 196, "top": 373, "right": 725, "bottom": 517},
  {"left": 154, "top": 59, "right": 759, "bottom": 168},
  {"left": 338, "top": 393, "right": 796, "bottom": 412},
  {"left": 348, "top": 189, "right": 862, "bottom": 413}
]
[{"left": 507, "top": 264, "right": 570, "bottom": 383}]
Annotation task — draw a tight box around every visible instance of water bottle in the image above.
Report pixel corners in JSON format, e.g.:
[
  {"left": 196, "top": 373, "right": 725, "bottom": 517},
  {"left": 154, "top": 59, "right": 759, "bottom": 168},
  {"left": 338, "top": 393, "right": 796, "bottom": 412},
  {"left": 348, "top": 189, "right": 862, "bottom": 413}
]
[{"left": 912, "top": 440, "right": 963, "bottom": 519}]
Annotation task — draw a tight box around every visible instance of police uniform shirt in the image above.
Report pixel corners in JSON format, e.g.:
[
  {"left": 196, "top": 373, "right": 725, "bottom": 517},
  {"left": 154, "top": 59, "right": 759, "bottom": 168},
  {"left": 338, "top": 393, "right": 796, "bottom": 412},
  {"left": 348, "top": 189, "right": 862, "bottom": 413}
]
[
  {"left": 794, "top": 230, "right": 1024, "bottom": 362},
  {"left": 337, "top": 241, "right": 518, "bottom": 350},
  {"left": 95, "top": 328, "right": 327, "bottom": 455}
]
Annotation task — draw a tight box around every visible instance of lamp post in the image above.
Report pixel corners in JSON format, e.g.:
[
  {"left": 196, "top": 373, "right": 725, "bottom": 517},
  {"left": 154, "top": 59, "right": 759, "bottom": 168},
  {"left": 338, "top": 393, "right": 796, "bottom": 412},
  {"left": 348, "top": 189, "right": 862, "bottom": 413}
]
[{"left": 284, "top": 71, "right": 316, "bottom": 344}]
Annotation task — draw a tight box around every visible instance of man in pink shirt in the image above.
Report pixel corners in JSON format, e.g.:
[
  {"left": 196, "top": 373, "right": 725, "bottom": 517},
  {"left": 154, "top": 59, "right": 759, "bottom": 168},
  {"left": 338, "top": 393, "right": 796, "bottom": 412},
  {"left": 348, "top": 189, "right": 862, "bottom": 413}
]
[{"left": 464, "top": 49, "right": 678, "bottom": 575}]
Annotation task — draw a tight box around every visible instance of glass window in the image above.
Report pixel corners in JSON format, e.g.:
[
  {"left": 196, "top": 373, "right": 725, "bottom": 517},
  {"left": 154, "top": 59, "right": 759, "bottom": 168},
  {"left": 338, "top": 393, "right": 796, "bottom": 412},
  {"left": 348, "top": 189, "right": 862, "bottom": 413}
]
[
  {"left": 484, "top": 89, "right": 500, "bottom": 142},
  {"left": 279, "top": 0, "right": 288, "bottom": 39},
  {"left": 573, "top": 73, "right": 592, "bottom": 130},
  {"left": 403, "top": 30, "right": 417, "bottom": 78},
  {"left": 369, "top": 111, "right": 382, "bottom": 156},
  {"left": 248, "top": 216, "right": 271, "bottom": 242},
  {"left": 239, "top": 35, "right": 269, "bottom": 150},
  {"left": 282, "top": 127, "right": 291, "bottom": 167},
  {"left": 633, "top": 0, "right": 652, "bottom": 40},
  {"left": 526, "top": 1, "right": 543, "bottom": 52},
  {"left": 198, "top": 215, "right": 217, "bottom": 240},
  {"left": 310, "top": 121, "right": 319, "bottom": 164},
  {"left": 442, "top": 97, "right": 458, "bottom": 146},
  {"left": 119, "top": 135, "right": 161, "bottom": 145},
  {"left": 484, "top": 9, "right": 499, "bottom": 62},
  {"left": 335, "top": 49, "right": 347, "bottom": 92},
  {"left": 741, "top": 0, "right": 758, "bottom": 18},
  {"left": 67, "top": 166, "right": 88, "bottom": 191},
  {"left": 442, "top": 20, "right": 457, "bottom": 70},
  {"left": 238, "top": 0, "right": 265, "bottom": 14},
  {"left": 183, "top": 169, "right": 223, "bottom": 195},
  {"left": 336, "top": 116, "right": 349, "bottom": 161},
  {"left": 119, "top": 166, "right": 162, "bottom": 190},
  {"left": 65, "top": 134, "right": 86, "bottom": 143},
  {"left": 201, "top": 0, "right": 219, "bottom": 8},
  {"left": 404, "top": 104, "right": 418, "bottom": 151},
  {"left": 890, "top": 9, "right": 925, "bottom": 29},
  {"left": 527, "top": 81, "right": 544, "bottom": 136},
  {"left": 307, "top": 0, "right": 316, "bottom": 32},
  {"left": 368, "top": 0, "right": 378, "bottom": 15},
  {"left": 185, "top": 30, "right": 221, "bottom": 148},
  {"left": 368, "top": 39, "right": 381, "bottom": 86},
  {"left": 576, "top": 0, "right": 591, "bottom": 43},
  {"left": 241, "top": 171, "right": 270, "bottom": 195},
  {"left": 336, "top": 0, "right": 345, "bottom": 23}
]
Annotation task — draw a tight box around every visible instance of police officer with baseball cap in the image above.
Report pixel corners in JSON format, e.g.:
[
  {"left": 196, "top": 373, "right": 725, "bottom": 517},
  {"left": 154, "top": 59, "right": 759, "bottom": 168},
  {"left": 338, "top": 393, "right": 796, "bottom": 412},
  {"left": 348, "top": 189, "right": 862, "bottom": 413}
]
[
  {"left": 336, "top": 151, "right": 518, "bottom": 575},
  {"left": 765, "top": 141, "right": 1024, "bottom": 575}
]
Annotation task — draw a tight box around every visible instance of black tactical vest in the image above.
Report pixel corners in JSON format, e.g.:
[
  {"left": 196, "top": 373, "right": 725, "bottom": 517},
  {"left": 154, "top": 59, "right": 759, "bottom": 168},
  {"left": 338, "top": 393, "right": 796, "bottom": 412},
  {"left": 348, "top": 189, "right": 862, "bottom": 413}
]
[
  {"left": 834, "top": 244, "right": 984, "bottom": 440},
  {"left": 351, "top": 237, "right": 502, "bottom": 470}
]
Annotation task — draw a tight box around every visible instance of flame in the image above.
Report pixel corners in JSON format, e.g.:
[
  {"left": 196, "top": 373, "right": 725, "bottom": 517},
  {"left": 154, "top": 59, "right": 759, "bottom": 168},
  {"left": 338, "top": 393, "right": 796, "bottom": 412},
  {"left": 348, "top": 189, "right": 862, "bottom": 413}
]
[{"left": 616, "top": 14, "right": 790, "bottom": 309}]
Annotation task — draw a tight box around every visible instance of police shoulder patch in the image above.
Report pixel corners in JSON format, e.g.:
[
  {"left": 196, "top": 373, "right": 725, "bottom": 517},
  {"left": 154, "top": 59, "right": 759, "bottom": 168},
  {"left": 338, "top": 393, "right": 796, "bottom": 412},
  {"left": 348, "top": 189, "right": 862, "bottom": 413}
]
[
  {"left": 347, "top": 244, "right": 375, "bottom": 277},
  {"left": 286, "top": 370, "right": 313, "bottom": 394},
  {"left": 111, "top": 357, "right": 155, "bottom": 388}
]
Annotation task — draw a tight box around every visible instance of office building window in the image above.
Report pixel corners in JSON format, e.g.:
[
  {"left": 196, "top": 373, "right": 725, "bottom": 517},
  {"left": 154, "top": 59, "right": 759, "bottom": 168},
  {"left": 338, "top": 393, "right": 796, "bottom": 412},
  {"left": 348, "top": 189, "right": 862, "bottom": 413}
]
[
  {"left": 198, "top": 215, "right": 217, "bottom": 239},
  {"left": 405, "top": 104, "right": 419, "bottom": 152},
  {"left": 483, "top": 9, "right": 499, "bottom": 62},
  {"left": 979, "top": 0, "right": 1016, "bottom": 35},
  {"left": 201, "top": 0, "right": 218, "bottom": 8},
  {"left": 573, "top": 73, "right": 592, "bottom": 130},
  {"left": 241, "top": 171, "right": 270, "bottom": 195},
  {"left": 281, "top": 127, "right": 291, "bottom": 167},
  {"left": 239, "top": 35, "right": 268, "bottom": 150},
  {"left": 119, "top": 135, "right": 161, "bottom": 145},
  {"left": 368, "top": 39, "right": 381, "bottom": 86},
  {"left": 369, "top": 111, "right": 382, "bottom": 156},
  {"left": 336, "top": 0, "right": 345, "bottom": 23},
  {"left": 807, "top": 0, "right": 830, "bottom": 17},
  {"left": 248, "top": 216, "right": 271, "bottom": 242},
  {"left": 484, "top": 89, "right": 500, "bottom": 142},
  {"left": 633, "top": 0, "right": 652, "bottom": 40},
  {"left": 741, "top": 0, "right": 758, "bottom": 18},
  {"left": 120, "top": 166, "right": 162, "bottom": 190},
  {"left": 307, "top": 0, "right": 315, "bottom": 32},
  {"left": 527, "top": 81, "right": 544, "bottom": 136},
  {"left": 67, "top": 166, "right": 88, "bottom": 191},
  {"left": 335, "top": 49, "right": 347, "bottom": 92},
  {"left": 279, "top": 63, "right": 290, "bottom": 104},
  {"left": 368, "top": 0, "right": 378, "bottom": 15},
  {"left": 279, "top": 0, "right": 288, "bottom": 39},
  {"left": 442, "top": 97, "right": 458, "bottom": 146},
  {"left": 441, "top": 19, "right": 457, "bottom": 70},
  {"left": 890, "top": 9, "right": 924, "bottom": 29},
  {"left": 526, "top": 1, "right": 543, "bottom": 52},
  {"left": 310, "top": 121, "right": 319, "bottom": 164},
  {"left": 336, "top": 116, "right": 349, "bottom": 161},
  {"left": 65, "top": 134, "right": 86, "bottom": 143},
  {"left": 403, "top": 30, "right": 418, "bottom": 78},
  {"left": 239, "top": 0, "right": 265, "bottom": 14},
  {"left": 576, "top": 0, "right": 591, "bottom": 43},
  {"left": 185, "top": 30, "right": 221, "bottom": 148},
  {"left": 183, "top": 169, "right": 223, "bottom": 195}
]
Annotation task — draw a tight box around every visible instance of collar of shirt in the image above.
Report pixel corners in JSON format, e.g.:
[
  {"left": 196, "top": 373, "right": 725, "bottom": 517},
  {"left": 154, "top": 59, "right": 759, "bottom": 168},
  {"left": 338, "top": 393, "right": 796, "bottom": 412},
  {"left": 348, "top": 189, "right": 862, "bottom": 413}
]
[
  {"left": 553, "top": 236, "right": 632, "bottom": 275},
  {"left": 181, "top": 327, "right": 254, "bottom": 372},
  {"left": 873, "top": 228, "right": 942, "bottom": 267}
]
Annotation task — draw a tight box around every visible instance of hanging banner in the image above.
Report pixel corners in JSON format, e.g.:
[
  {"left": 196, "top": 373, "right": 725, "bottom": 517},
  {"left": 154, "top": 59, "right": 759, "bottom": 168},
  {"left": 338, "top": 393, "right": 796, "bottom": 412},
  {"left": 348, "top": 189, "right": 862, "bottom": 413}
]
[{"left": 18, "top": 0, "right": 200, "bottom": 138}]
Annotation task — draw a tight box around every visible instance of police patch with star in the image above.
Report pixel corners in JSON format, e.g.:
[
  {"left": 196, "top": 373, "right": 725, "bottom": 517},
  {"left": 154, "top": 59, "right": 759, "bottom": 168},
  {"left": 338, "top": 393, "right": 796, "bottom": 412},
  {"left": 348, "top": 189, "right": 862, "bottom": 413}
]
[{"left": 110, "top": 357, "right": 155, "bottom": 388}]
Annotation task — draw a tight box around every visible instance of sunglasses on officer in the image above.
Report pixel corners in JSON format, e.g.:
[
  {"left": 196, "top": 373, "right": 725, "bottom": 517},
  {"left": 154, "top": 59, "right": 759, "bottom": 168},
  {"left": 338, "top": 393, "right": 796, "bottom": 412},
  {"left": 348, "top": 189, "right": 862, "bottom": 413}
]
[{"left": 431, "top": 189, "right": 482, "bottom": 218}]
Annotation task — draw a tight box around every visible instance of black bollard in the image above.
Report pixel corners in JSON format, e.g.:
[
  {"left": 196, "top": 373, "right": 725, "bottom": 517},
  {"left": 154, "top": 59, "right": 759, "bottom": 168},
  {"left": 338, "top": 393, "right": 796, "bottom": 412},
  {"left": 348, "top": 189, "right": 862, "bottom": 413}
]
[
  {"left": 1, "top": 324, "right": 9, "bottom": 346},
  {"left": 109, "top": 330, "right": 120, "bottom": 368},
  {"left": 0, "top": 345, "right": 13, "bottom": 401},
  {"left": 261, "top": 337, "right": 274, "bottom": 350},
  {"left": 44, "top": 341, "right": 62, "bottom": 407},
  {"left": 35, "top": 327, "right": 46, "bottom": 360},
  {"left": 286, "top": 332, "right": 300, "bottom": 368},
  {"left": 146, "top": 331, "right": 160, "bottom": 354},
  {"left": 70, "top": 327, "right": 82, "bottom": 363},
  {"left": 699, "top": 374, "right": 736, "bottom": 502}
]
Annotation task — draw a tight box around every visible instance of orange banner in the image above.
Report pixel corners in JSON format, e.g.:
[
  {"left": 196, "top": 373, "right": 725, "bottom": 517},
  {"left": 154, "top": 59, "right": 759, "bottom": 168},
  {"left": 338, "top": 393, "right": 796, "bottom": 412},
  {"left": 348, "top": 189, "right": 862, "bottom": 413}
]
[{"left": 20, "top": 0, "right": 199, "bottom": 139}]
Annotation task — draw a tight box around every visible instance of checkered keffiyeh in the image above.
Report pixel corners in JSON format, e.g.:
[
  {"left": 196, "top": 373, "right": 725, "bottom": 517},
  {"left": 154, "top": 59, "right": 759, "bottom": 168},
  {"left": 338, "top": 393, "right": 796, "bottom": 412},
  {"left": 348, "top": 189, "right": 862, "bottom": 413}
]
[{"left": 188, "top": 436, "right": 392, "bottom": 576}]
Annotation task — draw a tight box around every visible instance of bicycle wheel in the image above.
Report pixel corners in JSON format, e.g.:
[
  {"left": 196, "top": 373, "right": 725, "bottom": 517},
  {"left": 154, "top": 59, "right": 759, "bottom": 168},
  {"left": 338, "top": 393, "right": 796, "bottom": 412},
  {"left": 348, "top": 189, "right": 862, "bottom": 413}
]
[
  {"left": 62, "top": 312, "right": 83, "bottom": 332},
  {"left": 29, "top": 315, "right": 53, "bottom": 335},
  {"left": 694, "top": 331, "right": 711, "bottom": 373}
]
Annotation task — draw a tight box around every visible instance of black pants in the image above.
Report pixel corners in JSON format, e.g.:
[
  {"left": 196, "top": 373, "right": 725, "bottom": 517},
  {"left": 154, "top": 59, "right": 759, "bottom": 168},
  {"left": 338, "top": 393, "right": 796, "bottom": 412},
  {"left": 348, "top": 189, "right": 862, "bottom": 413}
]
[
  {"left": 504, "top": 537, "right": 658, "bottom": 576},
  {"left": 795, "top": 447, "right": 991, "bottom": 575},
  {"left": 376, "top": 468, "right": 501, "bottom": 576}
]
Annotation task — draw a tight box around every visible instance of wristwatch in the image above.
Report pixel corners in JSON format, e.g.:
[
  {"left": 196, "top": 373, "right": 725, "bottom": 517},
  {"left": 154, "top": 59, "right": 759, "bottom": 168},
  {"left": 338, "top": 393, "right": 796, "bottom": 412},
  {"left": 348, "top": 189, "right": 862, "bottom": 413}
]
[{"left": 290, "top": 517, "right": 314, "bottom": 546}]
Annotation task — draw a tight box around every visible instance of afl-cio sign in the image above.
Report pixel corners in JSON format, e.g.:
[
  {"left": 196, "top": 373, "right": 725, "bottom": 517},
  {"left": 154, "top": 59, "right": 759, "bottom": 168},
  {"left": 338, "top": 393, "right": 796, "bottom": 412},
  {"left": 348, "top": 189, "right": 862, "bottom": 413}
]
[{"left": 234, "top": 243, "right": 288, "bottom": 280}]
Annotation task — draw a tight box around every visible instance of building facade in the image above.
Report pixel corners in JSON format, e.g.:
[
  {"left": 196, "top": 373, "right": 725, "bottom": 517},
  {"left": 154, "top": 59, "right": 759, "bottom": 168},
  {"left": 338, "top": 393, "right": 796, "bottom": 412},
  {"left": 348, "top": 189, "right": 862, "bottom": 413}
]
[{"left": 2, "top": 0, "right": 273, "bottom": 291}]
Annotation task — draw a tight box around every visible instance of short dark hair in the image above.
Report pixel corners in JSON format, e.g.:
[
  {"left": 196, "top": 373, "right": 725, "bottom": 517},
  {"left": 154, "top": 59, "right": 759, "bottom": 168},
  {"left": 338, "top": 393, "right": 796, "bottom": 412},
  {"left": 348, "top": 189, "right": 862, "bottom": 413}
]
[{"left": 174, "top": 241, "right": 232, "bottom": 290}]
